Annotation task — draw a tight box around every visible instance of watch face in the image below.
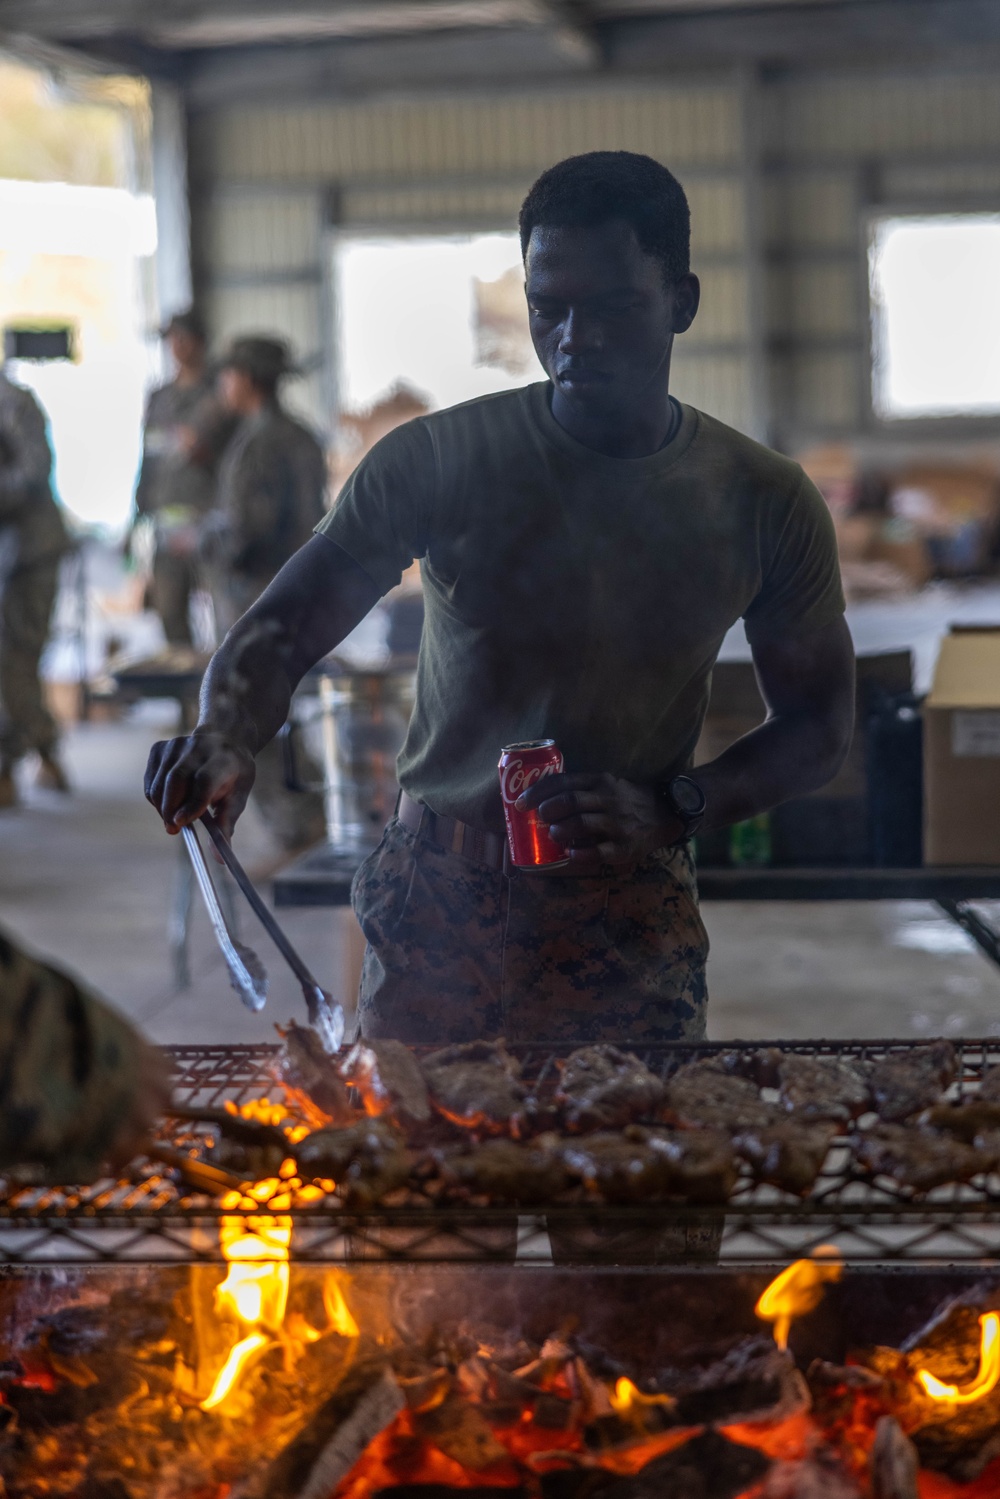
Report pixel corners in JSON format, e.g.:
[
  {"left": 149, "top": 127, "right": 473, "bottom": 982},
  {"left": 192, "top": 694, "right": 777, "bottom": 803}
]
[{"left": 672, "top": 776, "right": 705, "bottom": 816}]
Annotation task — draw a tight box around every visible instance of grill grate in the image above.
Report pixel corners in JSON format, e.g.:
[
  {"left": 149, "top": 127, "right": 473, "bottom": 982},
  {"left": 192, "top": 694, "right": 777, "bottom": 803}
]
[{"left": 3, "top": 1040, "right": 1000, "bottom": 1265}]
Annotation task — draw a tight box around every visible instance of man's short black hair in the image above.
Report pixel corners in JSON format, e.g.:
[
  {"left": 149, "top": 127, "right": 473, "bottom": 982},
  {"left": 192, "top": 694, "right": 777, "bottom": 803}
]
[{"left": 519, "top": 151, "right": 690, "bottom": 284}]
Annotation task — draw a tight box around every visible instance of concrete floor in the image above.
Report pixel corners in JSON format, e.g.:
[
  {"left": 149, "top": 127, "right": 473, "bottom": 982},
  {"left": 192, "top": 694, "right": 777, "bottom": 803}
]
[{"left": 3, "top": 697, "right": 1000, "bottom": 1045}]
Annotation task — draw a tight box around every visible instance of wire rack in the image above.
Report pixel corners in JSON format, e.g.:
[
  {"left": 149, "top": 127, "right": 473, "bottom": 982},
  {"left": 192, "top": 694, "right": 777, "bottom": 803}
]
[{"left": 2, "top": 1040, "right": 1000, "bottom": 1266}]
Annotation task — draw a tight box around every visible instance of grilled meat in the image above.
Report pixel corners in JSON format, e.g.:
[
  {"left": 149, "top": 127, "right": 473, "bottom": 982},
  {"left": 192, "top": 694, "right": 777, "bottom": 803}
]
[
  {"left": 978, "top": 1064, "right": 1000, "bottom": 1103},
  {"left": 922, "top": 1099, "right": 1000, "bottom": 1142},
  {"left": 274, "top": 1021, "right": 353, "bottom": 1123},
  {"left": 436, "top": 1136, "right": 571, "bottom": 1205},
  {"left": 664, "top": 1060, "right": 775, "bottom": 1131},
  {"left": 707, "top": 1047, "right": 785, "bottom": 1089},
  {"left": 422, "top": 1040, "right": 528, "bottom": 1134},
  {"left": 869, "top": 1041, "right": 957, "bottom": 1123},
  {"left": 733, "top": 1120, "right": 837, "bottom": 1195},
  {"left": 778, "top": 1055, "right": 871, "bottom": 1122},
  {"left": 296, "top": 1117, "right": 410, "bottom": 1207},
  {"left": 555, "top": 1044, "right": 665, "bottom": 1130},
  {"left": 561, "top": 1124, "right": 736, "bottom": 1204},
  {"left": 851, "top": 1122, "right": 991, "bottom": 1193},
  {"left": 339, "top": 1038, "right": 431, "bottom": 1126}
]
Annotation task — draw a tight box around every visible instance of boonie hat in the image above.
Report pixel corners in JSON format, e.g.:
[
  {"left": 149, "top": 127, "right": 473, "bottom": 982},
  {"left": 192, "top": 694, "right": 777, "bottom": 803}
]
[{"left": 217, "top": 335, "right": 296, "bottom": 387}]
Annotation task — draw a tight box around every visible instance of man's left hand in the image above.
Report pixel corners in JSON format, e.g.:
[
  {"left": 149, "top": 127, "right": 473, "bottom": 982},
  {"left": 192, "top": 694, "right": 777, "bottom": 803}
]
[{"left": 515, "top": 772, "right": 683, "bottom": 873}]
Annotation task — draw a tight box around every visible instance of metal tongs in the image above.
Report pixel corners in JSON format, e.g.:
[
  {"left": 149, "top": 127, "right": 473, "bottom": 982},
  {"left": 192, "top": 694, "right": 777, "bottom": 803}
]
[{"left": 181, "top": 812, "right": 345, "bottom": 1053}]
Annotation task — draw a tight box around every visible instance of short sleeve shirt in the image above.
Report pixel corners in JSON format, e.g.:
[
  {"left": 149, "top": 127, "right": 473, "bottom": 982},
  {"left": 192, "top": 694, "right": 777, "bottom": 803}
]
[{"left": 317, "top": 383, "right": 844, "bottom": 835}]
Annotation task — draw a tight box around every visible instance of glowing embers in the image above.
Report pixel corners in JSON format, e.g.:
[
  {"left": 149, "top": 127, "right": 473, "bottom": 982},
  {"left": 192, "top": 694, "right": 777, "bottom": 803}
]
[
  {"left": 754, "top": 1246, "right": 844, "bottom": 1350},
  {"left": 917, "top": 1313, "right": 1000, "bottom": 1406}
]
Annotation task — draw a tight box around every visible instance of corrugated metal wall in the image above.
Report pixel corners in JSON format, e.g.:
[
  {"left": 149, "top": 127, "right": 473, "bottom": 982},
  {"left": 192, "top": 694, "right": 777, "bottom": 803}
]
[
  {"left": 763, "top": 69, "right": 1000, "bottom": 448},
  {"left": 188, "top": 65, "right": 1000, "bottom": 447},
  {"left": 187, "top": 79, "right": 754, "bottom": 432}
]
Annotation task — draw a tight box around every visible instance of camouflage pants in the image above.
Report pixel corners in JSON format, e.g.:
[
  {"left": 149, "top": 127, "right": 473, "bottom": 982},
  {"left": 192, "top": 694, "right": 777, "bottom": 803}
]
[
  {"left": 0, "top": 558, "right": 60, "bottom": 767},
  {"left": 351, "top": 815, "right": 708, "bottom": 1046},
  {"left": 152, "top": 546, "right": 198, "bottom": 647}
]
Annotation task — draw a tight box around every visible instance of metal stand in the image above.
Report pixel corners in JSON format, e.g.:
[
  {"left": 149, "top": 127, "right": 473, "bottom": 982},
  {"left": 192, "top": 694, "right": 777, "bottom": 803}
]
[{"left": 936, "top": 898, "right": 1000, "bottom": 968}]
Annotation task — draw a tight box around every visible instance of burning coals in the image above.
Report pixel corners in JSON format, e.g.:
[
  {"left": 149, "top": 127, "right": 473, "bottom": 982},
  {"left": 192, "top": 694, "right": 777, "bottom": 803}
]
[{"left": 4, "top": 1256, "right": 1000, "bottom": 1498}]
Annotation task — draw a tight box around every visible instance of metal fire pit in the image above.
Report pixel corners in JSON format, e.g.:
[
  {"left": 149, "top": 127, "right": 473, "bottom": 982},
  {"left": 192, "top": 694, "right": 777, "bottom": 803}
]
[{"left": 2, "top": 1039, "right": 1000, "bottom": 1266}]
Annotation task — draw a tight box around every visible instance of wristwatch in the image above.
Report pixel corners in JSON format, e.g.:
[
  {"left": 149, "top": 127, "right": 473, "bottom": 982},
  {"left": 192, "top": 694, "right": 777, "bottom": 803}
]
[{"left": 658, "top": 774, "right": 707, "bottom": 843}]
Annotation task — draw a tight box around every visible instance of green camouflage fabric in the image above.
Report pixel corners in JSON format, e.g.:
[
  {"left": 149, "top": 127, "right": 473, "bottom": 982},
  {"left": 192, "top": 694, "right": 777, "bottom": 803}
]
[
  {"left": 352, "top": 817, "right": 708, "bottom": 1045},
  {"left": 0, "top": 929, "right": 144, "bottom": 1183},
  {"left": 204, "top": 402, "right": 327, "bottom": 599},
  {"left": 0, "top": 556, "right": 60, "bottom": 764},
  {"left": 0, "top": 371, "right": 67, "bottom": 571}
]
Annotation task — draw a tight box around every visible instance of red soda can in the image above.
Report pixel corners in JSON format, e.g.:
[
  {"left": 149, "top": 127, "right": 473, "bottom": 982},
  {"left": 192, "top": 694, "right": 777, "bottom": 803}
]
[{"left": 498, "top": 739, "right": 569, "bottom": 870}]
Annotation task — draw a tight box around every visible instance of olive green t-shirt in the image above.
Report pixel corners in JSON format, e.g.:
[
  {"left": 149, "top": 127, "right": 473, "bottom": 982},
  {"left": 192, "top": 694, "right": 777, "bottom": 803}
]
[{"left": 318, "top": 383, "right": 844, "bottom": 836}]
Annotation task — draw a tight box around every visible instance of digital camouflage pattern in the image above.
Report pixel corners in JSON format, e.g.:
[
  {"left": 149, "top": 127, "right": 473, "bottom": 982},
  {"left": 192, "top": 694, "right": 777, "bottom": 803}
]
[
  {"left": 0, "top": 557, "right": 60, "bottom": 763},
  {"left": 0, "top": 929, "right": 145, "bottom": 1182},
  {"left": 0, "top": 371, "right": 68, "bottom": 766},
  {"left": 352, "top": 817, "right": 708, "bottom": 1046}
]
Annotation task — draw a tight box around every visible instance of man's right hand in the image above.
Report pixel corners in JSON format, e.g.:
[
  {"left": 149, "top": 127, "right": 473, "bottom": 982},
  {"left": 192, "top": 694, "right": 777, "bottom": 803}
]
[{"left": 144, "top": 729, "right": 256, "bottom": 837}]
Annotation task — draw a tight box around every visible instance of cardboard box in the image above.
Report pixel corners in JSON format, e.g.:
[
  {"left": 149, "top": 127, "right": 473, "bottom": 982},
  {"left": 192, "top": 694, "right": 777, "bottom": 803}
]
[{"left": 924, "top": 629, "right": 1000, "bottom": 865}]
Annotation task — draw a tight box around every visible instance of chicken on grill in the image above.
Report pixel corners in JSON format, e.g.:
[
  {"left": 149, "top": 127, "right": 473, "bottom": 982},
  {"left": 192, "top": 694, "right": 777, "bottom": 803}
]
[
  {"left": 851, "top": 1122, "right": 991, "bottom": 1193},
  {"left": 339, "top": 1038, "right": 431, "bottom": 1127},
  {"left": 296, "top": 1117, "right": 410, "bottom": 1207},
  {"left": 561, "top": 1124, "right": 737, "bottom": 1204},
  {"left": 869, "top": 1041, "right": 957, "bottom": 1123},
  {"left": 274, "top": 1021, "right": 353, "bottom": 1124},
  {"left": 555, "top": 1044, "right": 666, "bottom": 1131},
  {"left": 435, "top": 1136, "right": 571, "bottom": 1205},
  {"left": 422, "top": 1040, "right": 529, "bottom": 1134},
  {"left": 777, "top": 1055, "right": 871, "bottom": 1122},
  {"left": 664, "top": 1060, "right": 775, "bottom": 1131},
  {"left": 732, "top": 1120, "right": 838, "bottom": 1195}
]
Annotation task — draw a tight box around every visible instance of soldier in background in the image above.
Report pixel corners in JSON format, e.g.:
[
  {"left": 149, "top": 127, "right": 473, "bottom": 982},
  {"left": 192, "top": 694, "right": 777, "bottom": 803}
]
[
  {"left": 131, "top": 310, "right": 234, "bottom": 648},
  {"left": 0, "top": 927, "right": 168, "bottom": 1183},
  {"left": 202, "top": 335, "right": 329, "bottom": 850},
  {"left": 0, "top": 362, "right": 69, "bottom": 809},
  {"left": 204, "top": 335, "right": 329, "bottom": 635}
]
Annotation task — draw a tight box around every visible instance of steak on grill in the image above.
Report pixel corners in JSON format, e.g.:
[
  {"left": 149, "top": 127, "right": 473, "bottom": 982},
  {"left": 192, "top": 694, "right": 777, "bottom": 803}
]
[
  {"left": 561, "top": 1125, "right": 737, "bottom": 1204},
  {"left": 435, "top": 1136, "right": 571, "bottom": 1205},
  {"left": 555, "top": 1045, "right": 666, "bottom": 1130}
]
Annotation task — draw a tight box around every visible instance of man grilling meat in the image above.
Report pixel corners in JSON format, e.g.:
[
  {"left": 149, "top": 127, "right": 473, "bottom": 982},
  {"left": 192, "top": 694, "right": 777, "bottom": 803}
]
[{"left": 145, "top": 151, "right": 855, "bottom": 1046}]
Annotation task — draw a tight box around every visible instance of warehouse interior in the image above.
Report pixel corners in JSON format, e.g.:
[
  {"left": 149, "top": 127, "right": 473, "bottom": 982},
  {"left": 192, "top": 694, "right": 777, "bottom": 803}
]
[{"left": 5, "top": 0, "right": 1000, "bottom": 1046}]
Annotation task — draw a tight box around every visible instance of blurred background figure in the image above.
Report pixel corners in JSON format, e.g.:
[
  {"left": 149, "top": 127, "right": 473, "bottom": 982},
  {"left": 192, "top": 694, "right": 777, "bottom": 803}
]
[
  {"left": 205, "top": 334, "right": 328, "bottom": 637},
  {"left": 0, "top": 359, "right": 70, "bottom": 809},
  {"left": 130, "top": 309, "right": 234, "bottom": 649},
  {"left": 203, "top": 334, "right": 329, "bottom": 850}
]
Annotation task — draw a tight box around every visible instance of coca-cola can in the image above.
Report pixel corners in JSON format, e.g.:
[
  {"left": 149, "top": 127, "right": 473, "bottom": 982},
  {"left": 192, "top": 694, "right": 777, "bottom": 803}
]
[{"left": 498, "top": 739, "right": 569, "bottom": 870}]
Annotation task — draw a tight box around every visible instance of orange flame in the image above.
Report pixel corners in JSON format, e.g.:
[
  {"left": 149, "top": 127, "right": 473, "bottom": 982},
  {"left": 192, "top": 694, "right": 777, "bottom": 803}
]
[
  {"left": 608, "top": 1377, "right": 676, "bottom": 1417},
  {"left": 755, "top": 1247, "right": 843, "bottom": 1350},
  {"left": 917, "top": 1313, "right": 1000, "bottom": 1405}
]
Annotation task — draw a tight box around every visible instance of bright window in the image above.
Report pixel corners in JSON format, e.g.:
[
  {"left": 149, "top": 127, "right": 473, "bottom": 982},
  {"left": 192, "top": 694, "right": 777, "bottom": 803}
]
[
  {"left": 870, "top": 214, "right": 1000, "bottom": 418},
  {"left": 335, "top": 232, "right": 542, "bottom": 415}
]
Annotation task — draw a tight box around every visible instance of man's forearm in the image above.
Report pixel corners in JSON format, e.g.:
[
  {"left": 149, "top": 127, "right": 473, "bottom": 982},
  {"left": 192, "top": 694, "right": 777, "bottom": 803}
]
[
  {"left": 694, "top": 709, "right": 852, "bottom": 834},
  {"left": 196, "top": 612, "right": 296, "bottom": 755}
]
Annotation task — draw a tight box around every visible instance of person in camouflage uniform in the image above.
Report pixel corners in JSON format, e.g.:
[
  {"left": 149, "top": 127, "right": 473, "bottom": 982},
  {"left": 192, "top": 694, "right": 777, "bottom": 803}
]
[
  {"left": 0, "top": 928, "right": 168, "bottom": 1183},
  {"left": 132, "top": 310, "right": 235, "bottom": 647},
  {"left": 353, "top": 817, "right": 707, "bottom": 1044},
  {"left": 0, "top": 365, "right": 69, "bottom": 809},
  {"left": 201, "top": 335, "right": 329, "bottom": 850}
]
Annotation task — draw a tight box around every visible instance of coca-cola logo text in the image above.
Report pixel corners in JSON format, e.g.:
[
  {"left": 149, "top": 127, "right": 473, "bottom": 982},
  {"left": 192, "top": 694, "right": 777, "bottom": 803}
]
[{"left": 500, "top": 756, "right": 561, "bottom": 805}]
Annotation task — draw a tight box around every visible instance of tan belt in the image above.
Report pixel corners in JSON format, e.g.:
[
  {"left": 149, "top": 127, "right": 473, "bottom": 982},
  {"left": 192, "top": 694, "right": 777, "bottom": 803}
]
[{"left": 397, "top": 790, "right": 508, "bottom": 871}]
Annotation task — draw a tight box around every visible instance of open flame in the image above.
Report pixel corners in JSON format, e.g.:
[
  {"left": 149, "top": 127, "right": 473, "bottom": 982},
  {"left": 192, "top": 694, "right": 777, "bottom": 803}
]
[
  {"left": 754, "top": 1246, "right": 843, "bottom": 1350},
  {"left": 608, "top": 1377, "right": 676, "bottom": 1417},
  {"left": 917, "top": 1312, "right": 1000, "bottom": 1406}
]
